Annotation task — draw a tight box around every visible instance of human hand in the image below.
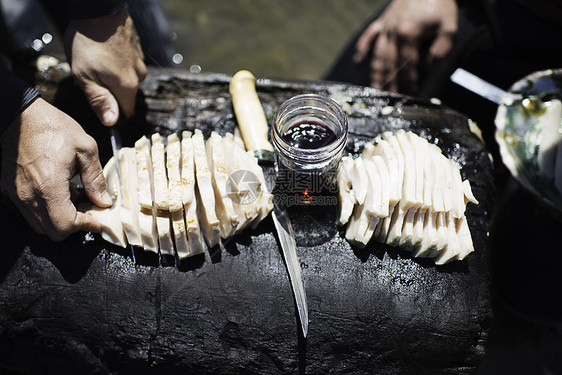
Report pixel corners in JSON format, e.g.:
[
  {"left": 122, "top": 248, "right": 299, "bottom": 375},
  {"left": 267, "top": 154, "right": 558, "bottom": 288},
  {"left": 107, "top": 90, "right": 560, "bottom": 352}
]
[
  {"left": 354, "top": 0, "right": 458, "bottom": 94},
  {"left": 0, "top": 98, "right": 113, "bottom": 241},
  {"left": 64, "top": 9, "right": 147, "bottom": 126}
]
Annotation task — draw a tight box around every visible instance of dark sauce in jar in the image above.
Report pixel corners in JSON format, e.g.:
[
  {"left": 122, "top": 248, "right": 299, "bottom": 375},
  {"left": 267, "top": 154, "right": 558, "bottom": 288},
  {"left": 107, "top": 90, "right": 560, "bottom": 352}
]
[
  {"left": 281, "top": 121, "right": 337, "bottom": 149},
  {"left": 276, "top": 120, "right": 339, "bottom": 204}
]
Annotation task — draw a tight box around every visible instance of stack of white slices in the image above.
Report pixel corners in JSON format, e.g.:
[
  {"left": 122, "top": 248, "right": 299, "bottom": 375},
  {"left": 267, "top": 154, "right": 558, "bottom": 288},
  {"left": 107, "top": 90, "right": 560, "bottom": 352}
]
[
  {"left": 338, "top": 130, "right": 479, "bottom": 265},
  {"left": 86, "top": 130, "right": 273, "bottom": 259}
]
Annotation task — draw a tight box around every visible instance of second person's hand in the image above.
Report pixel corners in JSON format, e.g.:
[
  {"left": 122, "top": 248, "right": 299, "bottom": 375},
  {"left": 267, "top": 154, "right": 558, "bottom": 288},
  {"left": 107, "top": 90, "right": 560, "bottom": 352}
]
[
  {"left": 353, "top": 0, "right": 458, "bottom": 94},
  {"left": 64, "top": 9, "right": 147, "bottom": 126}
]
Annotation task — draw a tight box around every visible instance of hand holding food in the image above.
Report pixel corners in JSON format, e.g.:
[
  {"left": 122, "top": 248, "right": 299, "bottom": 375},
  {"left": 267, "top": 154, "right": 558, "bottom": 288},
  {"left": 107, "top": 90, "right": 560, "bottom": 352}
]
[
  {"left": 0, "top": 98, "right": 112, "bottom": 241},
  {"left": 86, "top": 131, "right": 273, "bottom": 258}
]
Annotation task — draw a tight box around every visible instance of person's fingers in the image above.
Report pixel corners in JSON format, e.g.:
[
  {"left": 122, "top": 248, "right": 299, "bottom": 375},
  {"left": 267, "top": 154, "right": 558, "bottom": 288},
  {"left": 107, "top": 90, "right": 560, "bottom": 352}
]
[
  {"left": 75, "top": 135, "right": 113, "bottom": 208},
  {"left": 398, "top": 39, "right": 420, "bottom": 95},
  {"left": 370, "top": 33, "right": 398, "bottom": 90},
  {"left": 70, "top": 182, "right": 80, "bottom": 203},
  {"left": 384, "top": 33, "right": 400, "bottom": 92},
  {"left": 427, "top": 31, "right": 455, "bottom": 64},
  {"left": 16, "top": 202, "right": 45, "bottom": 236},
  {"left": 80, "top": 78, "right": 120, "bottom": 126},
  {"left": 136, "top": 58, "right": 148, "bottom": 83},
  {"left": 104, "top": 72, "right": 139, "bottom": 119},
  {"left": 354, "top": 20, "right": 383, "bottom": 63},
  {"left": 73, "top": 211, "right": 102, "bottom": 235},
  {"left": 44, "top": 195, "right": 100, "bottom": 241}
]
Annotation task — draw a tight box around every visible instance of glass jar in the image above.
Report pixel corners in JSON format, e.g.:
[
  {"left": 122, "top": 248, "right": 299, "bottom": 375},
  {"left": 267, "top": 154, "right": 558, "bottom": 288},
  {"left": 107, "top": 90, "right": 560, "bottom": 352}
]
[{"left": 271, "top": 94, "right": 348, "bottom": 201}]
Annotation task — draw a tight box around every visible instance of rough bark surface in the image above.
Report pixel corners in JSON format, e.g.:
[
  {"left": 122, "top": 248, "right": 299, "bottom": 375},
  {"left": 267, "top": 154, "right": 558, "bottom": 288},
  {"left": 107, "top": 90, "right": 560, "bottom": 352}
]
[{"left": 0, "top": 68, "right": 493, "bottom": 374}]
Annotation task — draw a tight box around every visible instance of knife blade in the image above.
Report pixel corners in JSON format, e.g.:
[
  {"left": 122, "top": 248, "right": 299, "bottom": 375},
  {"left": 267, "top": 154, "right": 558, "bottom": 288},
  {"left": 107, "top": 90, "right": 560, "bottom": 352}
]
[
  {"left": 109, "top": 117, "right": 136, "bottom": 263},
  {"left": 450, "top": 68, "right": 521, "bottom": 105},
  {"left": 109, "top": 125, "right": 124, "bottom": 201},
  {"left": 229, "top": 70, "right": 309, "bottom": 338}
]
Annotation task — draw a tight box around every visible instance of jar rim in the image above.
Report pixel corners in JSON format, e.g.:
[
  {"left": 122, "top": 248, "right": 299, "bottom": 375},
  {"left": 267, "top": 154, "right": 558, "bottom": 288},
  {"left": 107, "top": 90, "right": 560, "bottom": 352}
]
[{"left": 272, "top": 94, "right": 348, "bottom": 156}]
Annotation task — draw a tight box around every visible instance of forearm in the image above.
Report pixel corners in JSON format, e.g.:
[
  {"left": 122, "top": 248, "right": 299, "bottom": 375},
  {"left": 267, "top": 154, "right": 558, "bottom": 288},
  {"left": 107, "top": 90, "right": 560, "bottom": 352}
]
[
  {"left": 0, "top": 64, "right": 40, "bottom": 136},
  {"left": 68, "top": 0, "right": 127, "bottom": 19}
]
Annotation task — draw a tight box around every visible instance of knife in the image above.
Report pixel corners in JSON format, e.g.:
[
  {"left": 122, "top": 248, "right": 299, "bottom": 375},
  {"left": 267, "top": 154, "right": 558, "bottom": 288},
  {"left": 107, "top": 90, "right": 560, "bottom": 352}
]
[
  {"left": 109, "top": 117, "right": 136, "bottom": 263},
  {"left": 229, "top": 70, "right": 309, "bottom": 338},
  {"left": 109, "top": 125, "right": 124, "bottom": 200},
  {"left": 450, "top": 68, "right": 521, "bottom": 105}
]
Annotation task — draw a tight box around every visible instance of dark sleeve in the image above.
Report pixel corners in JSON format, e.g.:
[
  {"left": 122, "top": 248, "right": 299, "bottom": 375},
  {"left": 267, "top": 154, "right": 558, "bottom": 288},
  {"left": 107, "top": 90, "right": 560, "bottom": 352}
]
[
  {"left": 68, "top": 0, "right": 128, "bottom": 19},
  {"left": 0, "top": 64, "right": 40, "bottom": 135}
]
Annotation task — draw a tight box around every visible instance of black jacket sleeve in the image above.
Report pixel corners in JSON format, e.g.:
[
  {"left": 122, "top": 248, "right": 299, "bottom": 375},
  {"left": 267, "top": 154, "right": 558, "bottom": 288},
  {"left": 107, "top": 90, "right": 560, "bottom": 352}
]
[
  {"left": 68, "top": 0, "right": 128, "bottom": 19},
  {"left": 0, "top": 64, "right": 40, "bottom": 135}
]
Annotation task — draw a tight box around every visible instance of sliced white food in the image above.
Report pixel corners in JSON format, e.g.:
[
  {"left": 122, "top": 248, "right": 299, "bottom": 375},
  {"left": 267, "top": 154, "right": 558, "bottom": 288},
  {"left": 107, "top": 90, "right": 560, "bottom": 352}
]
[
  {"left": 362, "top": 142, "right": 376, "bottom": 159},
  {"left": 185, "top": 198, "right": 205, "bottom": 256},
  {"left": 398, "top": 208, "right": 417, "bottom": 249},
  {"left": 463, "top": 180, "right": 478, "bottom": 205},
  {"left": 180, "top": 131, "right": 195, "bottom": 207},
  {"left": 383, "top": 132, "right": 406, "bottom": 207},
  {"left": 244, "top": 151, "right": 273, "bottom": 230},
  {"left": 430, "top": 149, "right": 446, "bottom": 212},
  {"left": 151, "top": 133, "right": 169, "bottom": 211},
  {"left": 434, "top": 211, "right": 449, "bottom": 255},
  {"left": 181, "top": 131, "right": 205, "bottom": 256},
  {"left": 233, "top": 126, "right": 245, "bottom": 149},
  {"left": 411, "top": 208, "right": 426, "bottom": 248},
  {"left": 422, "top": 147, "right": 435, "bottom": 210},
  {"left": 118, "top": 148, "right": 142, "bottom": 247},
  {"left": 86, "top": 156, "right": 127, "bottom": 248},
  {"left": 350, "top": 156, "right": 368, "bottom": 205},
  {"left": 171, "top": 210, "right": 190, "bottom": 259},
  {"left": 192, "top": 129, "right": 221, "bottom": 247},
  {"left": 345, "top": 203, "right": 370, "bottom": 246},
  {"left": 373, "top": 138, "right": 400, "bottom": 206},
  {"left": 156, "top": 212, "right": 174, "bottom": 256},
  {"left": 136, "top": 136, "right": 154, "bottom": 210},
  {"left": 166, "top": 133, "right": 189, "bottom": 258},
  {"left": 206, "top": 131, "right": 239, "bottom": 238},
  {"left": 339, "top": 130, "right": 479, "bottom": 265},
  {"left": 438, "top": 152, "right": 455, "bottom": 214},
  {"left": 433, "top": 213, "right": 460, "bottom": 265},
  {"left": 412, "top": 211, "right": 439, "bottom": 258},
  {"left": 337, "top": 156, "right": 355, "bottom": 225},
  {"left": 166, "top": 133, "right": 184, "bottom": 213},
  {"left": 406, "top": 132, "right": 425, "bottom": 209},
  {"left": 151, "top": 133, "right": 174, "bottom": 256},
  {"left": 361, "top": 159, "right": 379, "bottom": 219},
  {"left": 456, "top": 215, "right": 475, "bottom": 260},
  {"left": 371, "top": 155, "right": 390, "bottom": 218},
  {"left": 385, "top": 202, "right": 407, "bottom": 247},
  {"left": 222, "top": 133, "right": 260, "bottom": 232},
  {"left": 395, "top": 130, "right": 419, "bottom": 209},
  {"left": 448, "top": 160, "right": 465, "bottom": 218},
  {"left": 135, "top": 137, "right": 159, "bottom": 252}
]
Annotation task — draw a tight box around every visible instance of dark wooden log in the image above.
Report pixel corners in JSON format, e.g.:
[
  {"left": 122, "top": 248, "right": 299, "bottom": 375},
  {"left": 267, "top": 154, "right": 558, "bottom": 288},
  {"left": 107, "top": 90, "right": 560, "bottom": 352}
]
[{"left": 0, "top": 67, "right": 493, "bottom": 374}]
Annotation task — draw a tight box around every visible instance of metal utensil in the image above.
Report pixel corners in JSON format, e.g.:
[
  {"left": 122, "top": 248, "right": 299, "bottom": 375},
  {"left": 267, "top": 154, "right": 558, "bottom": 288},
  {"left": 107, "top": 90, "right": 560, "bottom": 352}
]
[
  {"left": 450, "top": 68, "right": 551, "bottom": 116},
  {"left": 450, "top": 68, "right": 522, "bottom": 105},
  {"left": 109, "top": 119, "right": 136, "bottom": 263},
  {"left": 109, "top": 126, "right": 124, "bottom": 200},
  {"left": 229, "top": 70, "right": 309, "bottom": 338}
]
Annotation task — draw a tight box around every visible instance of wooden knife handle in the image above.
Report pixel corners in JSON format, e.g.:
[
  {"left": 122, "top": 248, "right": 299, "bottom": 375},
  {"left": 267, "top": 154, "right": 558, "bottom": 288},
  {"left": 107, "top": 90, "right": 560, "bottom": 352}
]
[{"left": 229, "top": 70, "right": 274, "bottom": 153}]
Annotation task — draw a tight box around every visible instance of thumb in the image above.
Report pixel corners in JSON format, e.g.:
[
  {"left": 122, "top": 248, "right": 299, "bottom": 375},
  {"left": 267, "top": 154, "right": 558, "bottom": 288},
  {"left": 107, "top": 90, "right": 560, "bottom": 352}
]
[
  {"left": 82, "top": 80, "right": 120, "bottom": 127},
  {"left": 77, "top": 142, "right": 113, "bottom": 208},
  {"left": 73, "top": 211, "right": 103, "bottom": 235},
  {"left": 354, "top": 21, "right": 383, "bottom": 64},
  {"left": 427, "top": 31, "right": 454, "bottom": 64}
]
